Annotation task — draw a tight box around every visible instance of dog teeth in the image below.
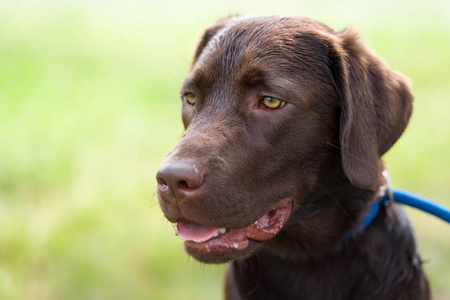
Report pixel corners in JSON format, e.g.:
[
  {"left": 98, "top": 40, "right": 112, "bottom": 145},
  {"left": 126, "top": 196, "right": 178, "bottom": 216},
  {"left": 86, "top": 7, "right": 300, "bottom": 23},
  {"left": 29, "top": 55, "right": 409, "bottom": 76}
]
[
  {"left": 173, "top": 224, "right": 179, "bottom": 236},
  {"left": 212, "top": 228, "right": 227, "bottom": 238}
]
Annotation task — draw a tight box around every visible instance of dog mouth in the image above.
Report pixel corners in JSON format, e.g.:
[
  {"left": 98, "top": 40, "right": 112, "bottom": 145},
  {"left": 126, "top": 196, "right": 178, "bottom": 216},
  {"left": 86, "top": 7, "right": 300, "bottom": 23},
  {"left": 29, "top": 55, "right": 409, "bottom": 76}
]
[{"left": 173, "top": 198, "right": 292, "bottom": 256}]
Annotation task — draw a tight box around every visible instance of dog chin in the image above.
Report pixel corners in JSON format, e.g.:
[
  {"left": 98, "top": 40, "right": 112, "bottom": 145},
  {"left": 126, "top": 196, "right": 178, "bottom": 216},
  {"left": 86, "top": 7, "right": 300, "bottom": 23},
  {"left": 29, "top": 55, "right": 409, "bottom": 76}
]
[{"left": 183, "top": 239, "right": 261, "bottom": 264}]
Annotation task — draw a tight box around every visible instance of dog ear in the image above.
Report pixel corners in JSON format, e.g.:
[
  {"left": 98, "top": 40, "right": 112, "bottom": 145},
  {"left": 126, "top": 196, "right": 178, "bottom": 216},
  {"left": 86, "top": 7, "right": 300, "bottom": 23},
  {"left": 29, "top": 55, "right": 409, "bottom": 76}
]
[
  {"left": 193, "top": 18, "right": 231, "bottom": 64},
  {"left": 327, "top": 30, "right": 413, "bottom": 190}
]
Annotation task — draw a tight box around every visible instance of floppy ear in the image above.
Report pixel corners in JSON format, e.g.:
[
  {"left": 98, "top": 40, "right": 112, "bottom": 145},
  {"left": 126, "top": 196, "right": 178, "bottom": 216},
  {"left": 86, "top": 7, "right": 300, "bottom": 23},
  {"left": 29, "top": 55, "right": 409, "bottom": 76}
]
[
  {"left": 193, "top": 18, "right": 231, "bottom": 64},
  {"left": 327, "top": 30, "right": 413, "bottom": 190}
]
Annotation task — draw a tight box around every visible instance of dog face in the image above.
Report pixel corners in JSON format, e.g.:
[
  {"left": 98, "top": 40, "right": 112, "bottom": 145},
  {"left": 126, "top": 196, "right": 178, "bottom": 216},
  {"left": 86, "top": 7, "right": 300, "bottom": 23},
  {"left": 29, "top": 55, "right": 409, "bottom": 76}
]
[{"left": 156, "top": 16, "right": 412, "bottom": 263}]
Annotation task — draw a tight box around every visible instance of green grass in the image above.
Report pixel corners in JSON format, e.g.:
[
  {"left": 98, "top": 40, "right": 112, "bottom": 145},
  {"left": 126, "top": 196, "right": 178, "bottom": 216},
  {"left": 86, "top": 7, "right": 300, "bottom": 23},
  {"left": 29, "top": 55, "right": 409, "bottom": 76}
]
[{"left": 0, "top": 1, "right": 449, "bottom": 299}]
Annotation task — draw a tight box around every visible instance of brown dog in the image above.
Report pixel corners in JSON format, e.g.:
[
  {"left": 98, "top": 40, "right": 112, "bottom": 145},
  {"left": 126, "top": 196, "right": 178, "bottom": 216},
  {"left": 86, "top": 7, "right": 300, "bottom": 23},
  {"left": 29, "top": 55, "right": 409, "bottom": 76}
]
[{"left": 156, "top": 16, "right": 430, "bottom": 300}]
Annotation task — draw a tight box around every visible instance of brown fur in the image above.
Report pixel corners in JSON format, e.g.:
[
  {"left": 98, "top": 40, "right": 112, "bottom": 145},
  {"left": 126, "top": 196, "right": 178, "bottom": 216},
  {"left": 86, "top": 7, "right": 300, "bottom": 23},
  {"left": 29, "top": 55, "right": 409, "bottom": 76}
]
[{"left": 156, "top": 16, "right": 430, "bottom": 300}]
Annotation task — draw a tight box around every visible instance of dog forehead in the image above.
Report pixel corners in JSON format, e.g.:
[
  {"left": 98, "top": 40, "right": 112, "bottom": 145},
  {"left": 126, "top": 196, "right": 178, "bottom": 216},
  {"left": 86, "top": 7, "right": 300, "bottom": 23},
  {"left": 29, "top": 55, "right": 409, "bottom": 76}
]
[
  {"left": 199, "top": 17, "right": 331, "bottom": 58},
  {"left": 189, "top": 18, "right": 294, "bottom": 98},
  {"left": 195, "top": 18, "right": 291, "bottom": 72},
  {"left": 192, "top": 16, "right": 333, "bottom": 84}
]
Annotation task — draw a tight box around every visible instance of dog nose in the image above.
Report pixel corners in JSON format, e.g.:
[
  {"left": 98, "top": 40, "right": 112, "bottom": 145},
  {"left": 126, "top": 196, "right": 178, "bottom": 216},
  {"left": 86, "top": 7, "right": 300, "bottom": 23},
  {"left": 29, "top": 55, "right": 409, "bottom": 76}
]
[{"left": 156, "top": 159, "right": 205, "bottom": 200}]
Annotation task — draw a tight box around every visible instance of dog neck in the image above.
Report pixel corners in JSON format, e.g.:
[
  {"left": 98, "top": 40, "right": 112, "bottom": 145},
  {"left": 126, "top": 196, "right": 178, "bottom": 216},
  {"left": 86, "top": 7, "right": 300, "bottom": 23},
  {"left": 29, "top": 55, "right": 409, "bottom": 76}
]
[{"left": 341, "top": 172, "right": 391, "bottom": 240}]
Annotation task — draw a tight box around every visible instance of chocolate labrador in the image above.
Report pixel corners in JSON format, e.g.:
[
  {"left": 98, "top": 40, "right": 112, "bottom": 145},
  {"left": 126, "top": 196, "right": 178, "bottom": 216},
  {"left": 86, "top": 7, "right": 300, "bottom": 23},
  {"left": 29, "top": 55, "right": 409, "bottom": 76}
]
[{"left": 156, "top": 16, "right": 430, "bottom": 300}]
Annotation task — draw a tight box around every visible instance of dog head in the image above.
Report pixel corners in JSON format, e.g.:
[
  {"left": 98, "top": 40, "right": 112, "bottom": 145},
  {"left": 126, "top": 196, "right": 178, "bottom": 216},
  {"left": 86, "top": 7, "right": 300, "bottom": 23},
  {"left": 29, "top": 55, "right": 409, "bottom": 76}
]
[{"left": 156, "top": 16, "right": 413, "bottom": 263}]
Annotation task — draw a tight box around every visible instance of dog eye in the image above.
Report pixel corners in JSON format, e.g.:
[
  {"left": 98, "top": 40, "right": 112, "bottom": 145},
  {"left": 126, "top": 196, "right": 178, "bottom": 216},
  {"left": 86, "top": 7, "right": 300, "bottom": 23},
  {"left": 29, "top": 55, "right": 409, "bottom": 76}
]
[
  {"left": 261, "top": 97, "right": 284, "bottom": 109},
  {"left": 184, "top": 93, "right": 196, "bottom": 105}
]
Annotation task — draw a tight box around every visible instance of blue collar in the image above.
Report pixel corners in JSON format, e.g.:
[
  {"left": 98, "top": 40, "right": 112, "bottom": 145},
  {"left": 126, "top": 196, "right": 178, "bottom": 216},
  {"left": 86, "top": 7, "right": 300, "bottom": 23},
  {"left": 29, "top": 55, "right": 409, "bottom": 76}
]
[
  {"left": 341, "top": 200, "right": 382, "bottom": 240},
  {"left": 342, "top": 170, "right": 450, "bottom": 240}
]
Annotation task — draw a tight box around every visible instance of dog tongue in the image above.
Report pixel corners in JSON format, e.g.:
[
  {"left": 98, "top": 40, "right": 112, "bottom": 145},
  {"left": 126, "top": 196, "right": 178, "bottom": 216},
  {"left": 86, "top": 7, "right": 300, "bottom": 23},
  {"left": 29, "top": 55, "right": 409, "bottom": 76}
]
[{"left": 175, "top": 219, "right": 221, "bottom": 243}]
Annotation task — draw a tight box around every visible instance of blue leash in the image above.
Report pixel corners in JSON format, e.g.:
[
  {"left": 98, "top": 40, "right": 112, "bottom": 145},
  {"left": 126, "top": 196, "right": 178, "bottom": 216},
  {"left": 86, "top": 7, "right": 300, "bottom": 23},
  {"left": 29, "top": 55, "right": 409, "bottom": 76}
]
[
  {"left": 382, "top": 189, "right": 450, "bottom": 223},
  {"left": 343, "top": 171, "right": 450, "bottom": 240}
]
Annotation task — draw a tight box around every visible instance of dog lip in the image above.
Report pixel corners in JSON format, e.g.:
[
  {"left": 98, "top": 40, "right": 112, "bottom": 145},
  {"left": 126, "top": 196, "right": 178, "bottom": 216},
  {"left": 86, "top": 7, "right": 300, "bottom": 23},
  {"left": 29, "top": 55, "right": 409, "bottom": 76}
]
[
  {"left": 246, "top": 198, "right": 292, "bottom": 241},
  {"left": 181, "top": 198, "right": 293, "bottom": 254}
]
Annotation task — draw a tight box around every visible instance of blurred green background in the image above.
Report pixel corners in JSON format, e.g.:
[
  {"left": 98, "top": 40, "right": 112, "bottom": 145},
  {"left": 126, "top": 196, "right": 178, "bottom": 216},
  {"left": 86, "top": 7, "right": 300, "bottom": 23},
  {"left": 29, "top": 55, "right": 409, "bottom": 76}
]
[{"left": 0, "top": 0, "right": 449, "bottom": 299}]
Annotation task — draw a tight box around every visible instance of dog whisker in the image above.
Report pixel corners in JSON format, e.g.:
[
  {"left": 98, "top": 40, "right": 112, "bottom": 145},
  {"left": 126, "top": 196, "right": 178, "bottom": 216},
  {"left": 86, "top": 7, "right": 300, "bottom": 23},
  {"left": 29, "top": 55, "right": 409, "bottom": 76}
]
[
  {"left": 325, "top": 142, "right": 378, "bottom": 171},
  {"left": 147, "top": 150, "right": 165, "bottom": 157},
  {"left": 313, "top": 182, "right": 359, "bottom": 231}
]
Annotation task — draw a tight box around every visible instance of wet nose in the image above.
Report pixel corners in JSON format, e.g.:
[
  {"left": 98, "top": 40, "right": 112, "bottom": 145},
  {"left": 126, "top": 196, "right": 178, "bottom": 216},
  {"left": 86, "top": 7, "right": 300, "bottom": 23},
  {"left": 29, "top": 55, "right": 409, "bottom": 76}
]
[{"left": 156, "top": 159, "right": 205, "bottom": 200}]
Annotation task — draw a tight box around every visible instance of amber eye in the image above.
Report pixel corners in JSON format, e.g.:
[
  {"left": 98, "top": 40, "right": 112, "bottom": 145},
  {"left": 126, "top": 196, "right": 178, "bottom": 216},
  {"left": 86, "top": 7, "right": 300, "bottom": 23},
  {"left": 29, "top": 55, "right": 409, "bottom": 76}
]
[
  {"left": 185, "top": 93, "right": 196, "bottom": 105},
  {"left": 261, "top": 97, "right": 283, "bottom": 109}
]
